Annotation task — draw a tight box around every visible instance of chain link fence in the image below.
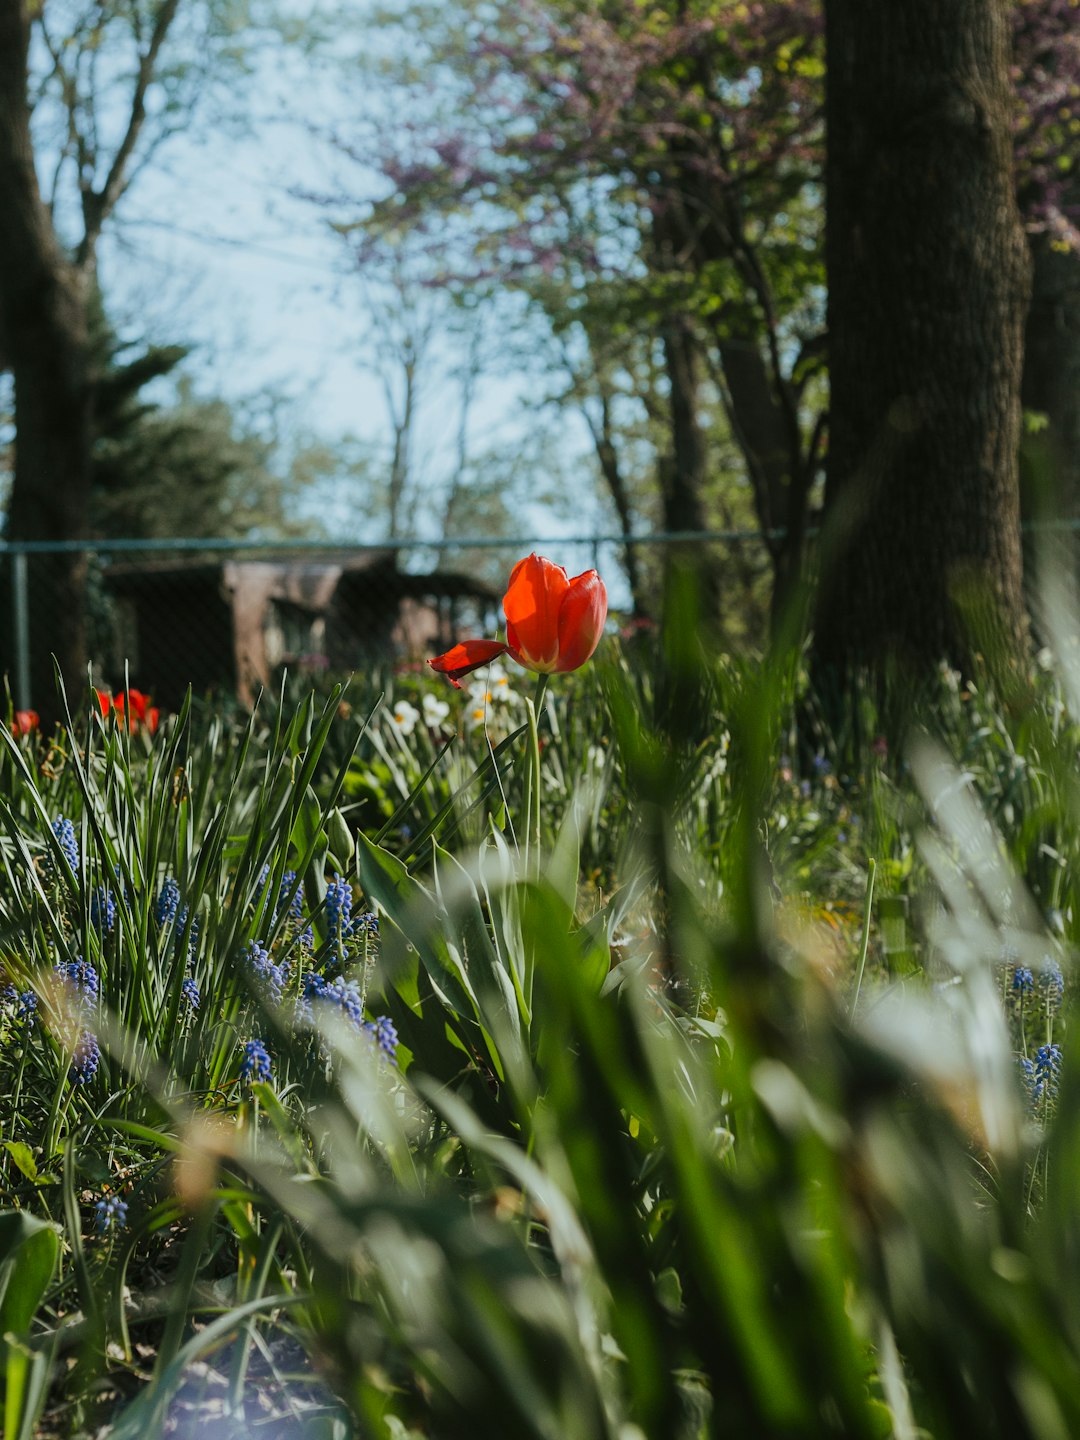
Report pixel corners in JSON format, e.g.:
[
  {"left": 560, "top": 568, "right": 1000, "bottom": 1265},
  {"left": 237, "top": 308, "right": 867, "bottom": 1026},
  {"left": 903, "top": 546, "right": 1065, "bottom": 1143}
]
[
  {"left": 5, "top": 525, "right": 1079, "bottom": 713},
  {"left": 0, "top": 532, "right": 775, "bottom": 711}
]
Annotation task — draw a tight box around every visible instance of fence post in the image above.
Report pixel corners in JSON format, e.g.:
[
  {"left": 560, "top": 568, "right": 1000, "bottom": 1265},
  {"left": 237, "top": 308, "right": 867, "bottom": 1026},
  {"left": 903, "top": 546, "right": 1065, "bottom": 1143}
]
[{"left": 12, "top": 551, "right": 31, "bottom": 711}]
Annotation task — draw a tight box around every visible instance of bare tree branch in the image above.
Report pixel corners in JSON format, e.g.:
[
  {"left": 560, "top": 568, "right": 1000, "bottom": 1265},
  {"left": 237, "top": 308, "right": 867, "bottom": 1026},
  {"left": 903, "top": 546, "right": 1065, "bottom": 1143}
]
[{"left": 77, "top": 0, "right": 183, "bottom": 265}]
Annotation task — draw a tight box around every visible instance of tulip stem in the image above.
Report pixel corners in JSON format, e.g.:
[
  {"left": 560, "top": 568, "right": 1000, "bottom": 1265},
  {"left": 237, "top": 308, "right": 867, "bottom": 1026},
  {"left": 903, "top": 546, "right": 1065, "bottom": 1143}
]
[
  {"left": 525, "top": 674, "right": 549, "bottom": 876},
  {"left": 533, "top": 673, "right": 549, "bottom": 721},
  {"left": 850, "top": 857, "right": 876, "bottom": 1020}
]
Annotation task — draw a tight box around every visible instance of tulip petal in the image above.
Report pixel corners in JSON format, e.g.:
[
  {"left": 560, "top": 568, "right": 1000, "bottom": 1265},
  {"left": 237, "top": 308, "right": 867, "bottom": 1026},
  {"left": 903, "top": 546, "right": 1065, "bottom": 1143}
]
[
  {"left": 555, "top": 570, "right": 608, "bottom": 672},
  {"left": 126, "top": 688, "right": 149, "bottom": 721},
  {"left": 503, "top": 554, "right": 568, "bottom": 672},
  {"left": 429, "top": 639, "right": 509, "bottom": 689}
]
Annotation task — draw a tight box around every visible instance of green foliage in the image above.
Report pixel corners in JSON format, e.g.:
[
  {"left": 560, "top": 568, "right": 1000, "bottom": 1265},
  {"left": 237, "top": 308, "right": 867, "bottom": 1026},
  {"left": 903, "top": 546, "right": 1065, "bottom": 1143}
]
[
  {"left": 88, "top": 313, "right": 310, "bottom": 541},
  {"left": 6, "top": 613, "right": 1080, "bottom": 1433},
  {"left": 0, "top": 1210, "right": 59, "bottom": 1440}
]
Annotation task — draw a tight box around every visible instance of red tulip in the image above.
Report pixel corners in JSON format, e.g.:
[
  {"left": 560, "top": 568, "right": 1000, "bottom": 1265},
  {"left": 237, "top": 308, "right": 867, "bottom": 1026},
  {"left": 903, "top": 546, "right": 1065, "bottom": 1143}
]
[
  {"left": 113, "top": 692, "right": 135, "bottom": 730},
  {"left": 427, "top": 638, "right": 509, "bottom": 688},
  {"left": 98, "top": 688, "right": 160, "bottom": 733},
  {"left": 430, "top": 553, "right": 608, "bottom": 689},
  {"left": 11, "top": 709, "right": 38, "bottom": 737},
  {"left": 121, "top": 688, "right": 151, "bottom": 724}
]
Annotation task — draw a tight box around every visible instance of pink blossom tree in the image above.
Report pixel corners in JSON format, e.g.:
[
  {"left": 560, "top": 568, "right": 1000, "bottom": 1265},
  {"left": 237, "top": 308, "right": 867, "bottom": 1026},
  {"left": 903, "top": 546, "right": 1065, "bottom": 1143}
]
[{"left": 343, "top": 0, "right": 1080, "bottom": 629}]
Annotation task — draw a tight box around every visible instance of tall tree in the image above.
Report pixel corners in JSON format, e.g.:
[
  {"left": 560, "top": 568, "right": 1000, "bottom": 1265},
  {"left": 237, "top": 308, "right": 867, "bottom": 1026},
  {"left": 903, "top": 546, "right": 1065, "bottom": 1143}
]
[
  {"left": 813, "top": 0, "right": 1031, "bottom": 679},
  {"left": 0, "top": 0, "right": 253, "bottom": 712},
  {"left": 1014, "top": 4, "right": 1080, "bottom": 592},
  {"left": 346, "top": 0, "right": 1079, "bottom": 635},
  {"left": 345, "top": 0, "right": 827, "bottom": 625},
  {"left": 1022, "top": 226, "right": 1080, "bottom": 571},
  {"left": 0, "top": 0, "right": 185, "bottom": 710},
  {"left": 92, "top": 359, "right": 311, "bottom": 543}
]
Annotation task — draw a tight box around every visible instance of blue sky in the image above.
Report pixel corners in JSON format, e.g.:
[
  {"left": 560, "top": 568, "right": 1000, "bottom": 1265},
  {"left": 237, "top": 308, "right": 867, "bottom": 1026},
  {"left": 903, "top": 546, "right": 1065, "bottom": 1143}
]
[{"left": 91, "top": 26, "right": 599, "bottom": 548}]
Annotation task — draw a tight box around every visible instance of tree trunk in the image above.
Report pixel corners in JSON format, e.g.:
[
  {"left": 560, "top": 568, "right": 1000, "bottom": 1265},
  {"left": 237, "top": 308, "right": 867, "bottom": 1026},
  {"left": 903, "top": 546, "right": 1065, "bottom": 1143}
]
[
  {"left": 659, "top": 316, "right": 721, "bottom": 634},
  {"left": 652, "top": 41, "right": 815, "bottom": 640},
  {"left": 592, "top": 387, "right": 649, "bottom": 618},
  {"left": 7, "top": 336, "right": 94, "bottom": 712},
  {"left": 708, "top": 326, "right": 816, "bottom": 635},
  {"left": 0, "top": 0, "right": 93, "bottom": 715},
  {"left": 660, "top": 317, "right": 709, "bottom": 535},
  {"left": 814, "top": 0, "right": 1030, "bottom": 681},
  {"left": 1021, "top": 229, "right": 1080, "bottom": 604}
]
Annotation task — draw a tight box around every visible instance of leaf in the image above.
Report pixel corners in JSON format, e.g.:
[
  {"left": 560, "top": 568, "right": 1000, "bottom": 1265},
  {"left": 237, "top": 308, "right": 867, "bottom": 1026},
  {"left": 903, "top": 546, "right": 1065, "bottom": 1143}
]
[
  {"left": 433, "top": 843, "right": 523, "bottom": 1071},
  {"left": 326, "top": 806, "right": 355, "bottom": 872},
  {"left": 290, "top": 784, "right": 329, "bottom": 895},
  {"left": 356, "top": 833, "right": 484, "bottom": 1045},
  {"left": 1, "top": 1143, "right": 37, "bottom": 1183},
  {"left": 546, "top": 793, "right": 583, "bottom": 919},
  {"left": 0, "top": 1211, "right": 59, "bottom": 1337},
  {"left": 483, "top": 825, "right": 529, "bottom": 1009},
  {"left": 250, "top": 1082, "right": 310, "bottom": 1173}
]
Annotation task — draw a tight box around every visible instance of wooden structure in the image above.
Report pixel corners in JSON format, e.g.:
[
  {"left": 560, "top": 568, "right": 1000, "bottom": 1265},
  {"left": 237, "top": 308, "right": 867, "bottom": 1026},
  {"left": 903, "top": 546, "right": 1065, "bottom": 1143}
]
[{"left": 101, "top": 550, "right": 497, "bottom": 707}]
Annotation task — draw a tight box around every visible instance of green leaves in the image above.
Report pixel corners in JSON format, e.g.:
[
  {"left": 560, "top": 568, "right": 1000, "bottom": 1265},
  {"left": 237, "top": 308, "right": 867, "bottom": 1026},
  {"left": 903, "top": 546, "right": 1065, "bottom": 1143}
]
[
  {"left": 0, "top": 1147, "right": 37, "bottom": 1187},
  {"left": 0, "top": 1212, "right": 57, "bottom": 1340},
  {"left": 12, "top": 615, "right": 1080, "bottom": 1439},
  {"left": 0, "top": 1210, "right": 59, "bottom": 1440}
]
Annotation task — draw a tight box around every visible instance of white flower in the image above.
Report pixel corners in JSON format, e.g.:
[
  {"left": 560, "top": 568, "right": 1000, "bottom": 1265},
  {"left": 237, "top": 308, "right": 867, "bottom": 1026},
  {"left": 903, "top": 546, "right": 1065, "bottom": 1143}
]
[
  {"left": 468, "top": 672, "right": 517, "bottom": 708},
  {"left": 422, "top": 694, "right": 450, "bottom": 727},
  {"left": 391, "top": 700, "right": 420, "bottom": 736}
]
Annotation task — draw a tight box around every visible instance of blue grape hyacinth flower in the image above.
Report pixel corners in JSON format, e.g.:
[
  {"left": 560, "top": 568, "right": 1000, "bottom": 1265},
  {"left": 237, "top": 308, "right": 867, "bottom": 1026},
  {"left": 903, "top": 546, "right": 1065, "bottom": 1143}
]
[
  {"left": 1, "top": 984, "right": 37, "bottom": 1028},
  {"left": 1019, "top": 1055, "right": 1037, "bottom": 1107},
  {"left": 275, "top": 870, "right": 314, "bottom": 947},
  {"left": 325, "top": 875, "right": 353, "bottom": 946},
  {"left": 1040, "top": 959, "right": 1065, "bottom": 1012},
  {"left": 364, "top": 1015, "right": 399, "bottom": 1065},
  {"left": 178, "top": 906, "right": 200, "bottom": 964},
  {"left": 69, "top": 1031, "right": 101, "bottom": 1083},
  {"left": 307, "top": 973, "right": 365, "bottom": 1028},
  {"left": 90, "top": 885, "right": 117, "bottom": 935},
  {"left": 55, "top": 958, "right": 100, "bottom": 1014},
  {"left": 1034, "top": 1042, "right": 1063, "bottom": 1102},
  {"left": 244, "top": 942, "right": 288, "bottom": 1004},
  {"left": 155, "top": 877, "right": 181, "bottom": 928},
  {"left": 278, "top": 869, "right": 305, "bottom": 924},
  {"left": 1011, "top": 966, "right": 1035, "bottom": 995},
  {"left": 51, "top": 816, "right": 79, "bottom": 874},
  {"left": 239, "top": 1038, "right": 272, "bottom": 1084},
  {"left": 95, "top": 1195, "right": 128, "bottom": 1233}
]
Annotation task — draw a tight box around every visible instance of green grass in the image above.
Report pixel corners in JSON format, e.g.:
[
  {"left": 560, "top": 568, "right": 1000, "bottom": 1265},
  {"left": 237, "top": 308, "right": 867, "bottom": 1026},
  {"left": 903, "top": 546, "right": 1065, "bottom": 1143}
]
[{"left": 1, "top": 630, "right": 1079, "bottom": 1437}]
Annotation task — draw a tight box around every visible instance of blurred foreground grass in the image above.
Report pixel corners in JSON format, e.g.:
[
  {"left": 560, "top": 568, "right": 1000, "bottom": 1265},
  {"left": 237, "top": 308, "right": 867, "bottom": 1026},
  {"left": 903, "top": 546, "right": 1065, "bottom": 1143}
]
[{"left": 1, "top": 622, "right": 1080, "bottom": 1438}]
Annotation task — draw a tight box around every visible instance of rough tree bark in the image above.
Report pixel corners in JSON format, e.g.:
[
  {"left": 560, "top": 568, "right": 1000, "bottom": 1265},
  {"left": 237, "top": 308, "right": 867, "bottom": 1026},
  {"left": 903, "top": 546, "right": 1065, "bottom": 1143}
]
[
  {"left": 0, "top": 0, "right": 181, "bottom": 716},
  {"left": 658, "top": 314, "right": 723, "bottom": 637},
  {"left": 813, "top": 0, "right": 1031, "bottom": 681},
  {"left": 655, "top": 159, "right": 816, "bottom": 638},
  {"left": 0, "top": 0, "right": 95, "bottom": 711},
  {"left": 589, "top": 384, "right": 648, "bottom": 618},
  {"left": 1021, "top": 228, "right": 1080, "bottom": 594}
]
